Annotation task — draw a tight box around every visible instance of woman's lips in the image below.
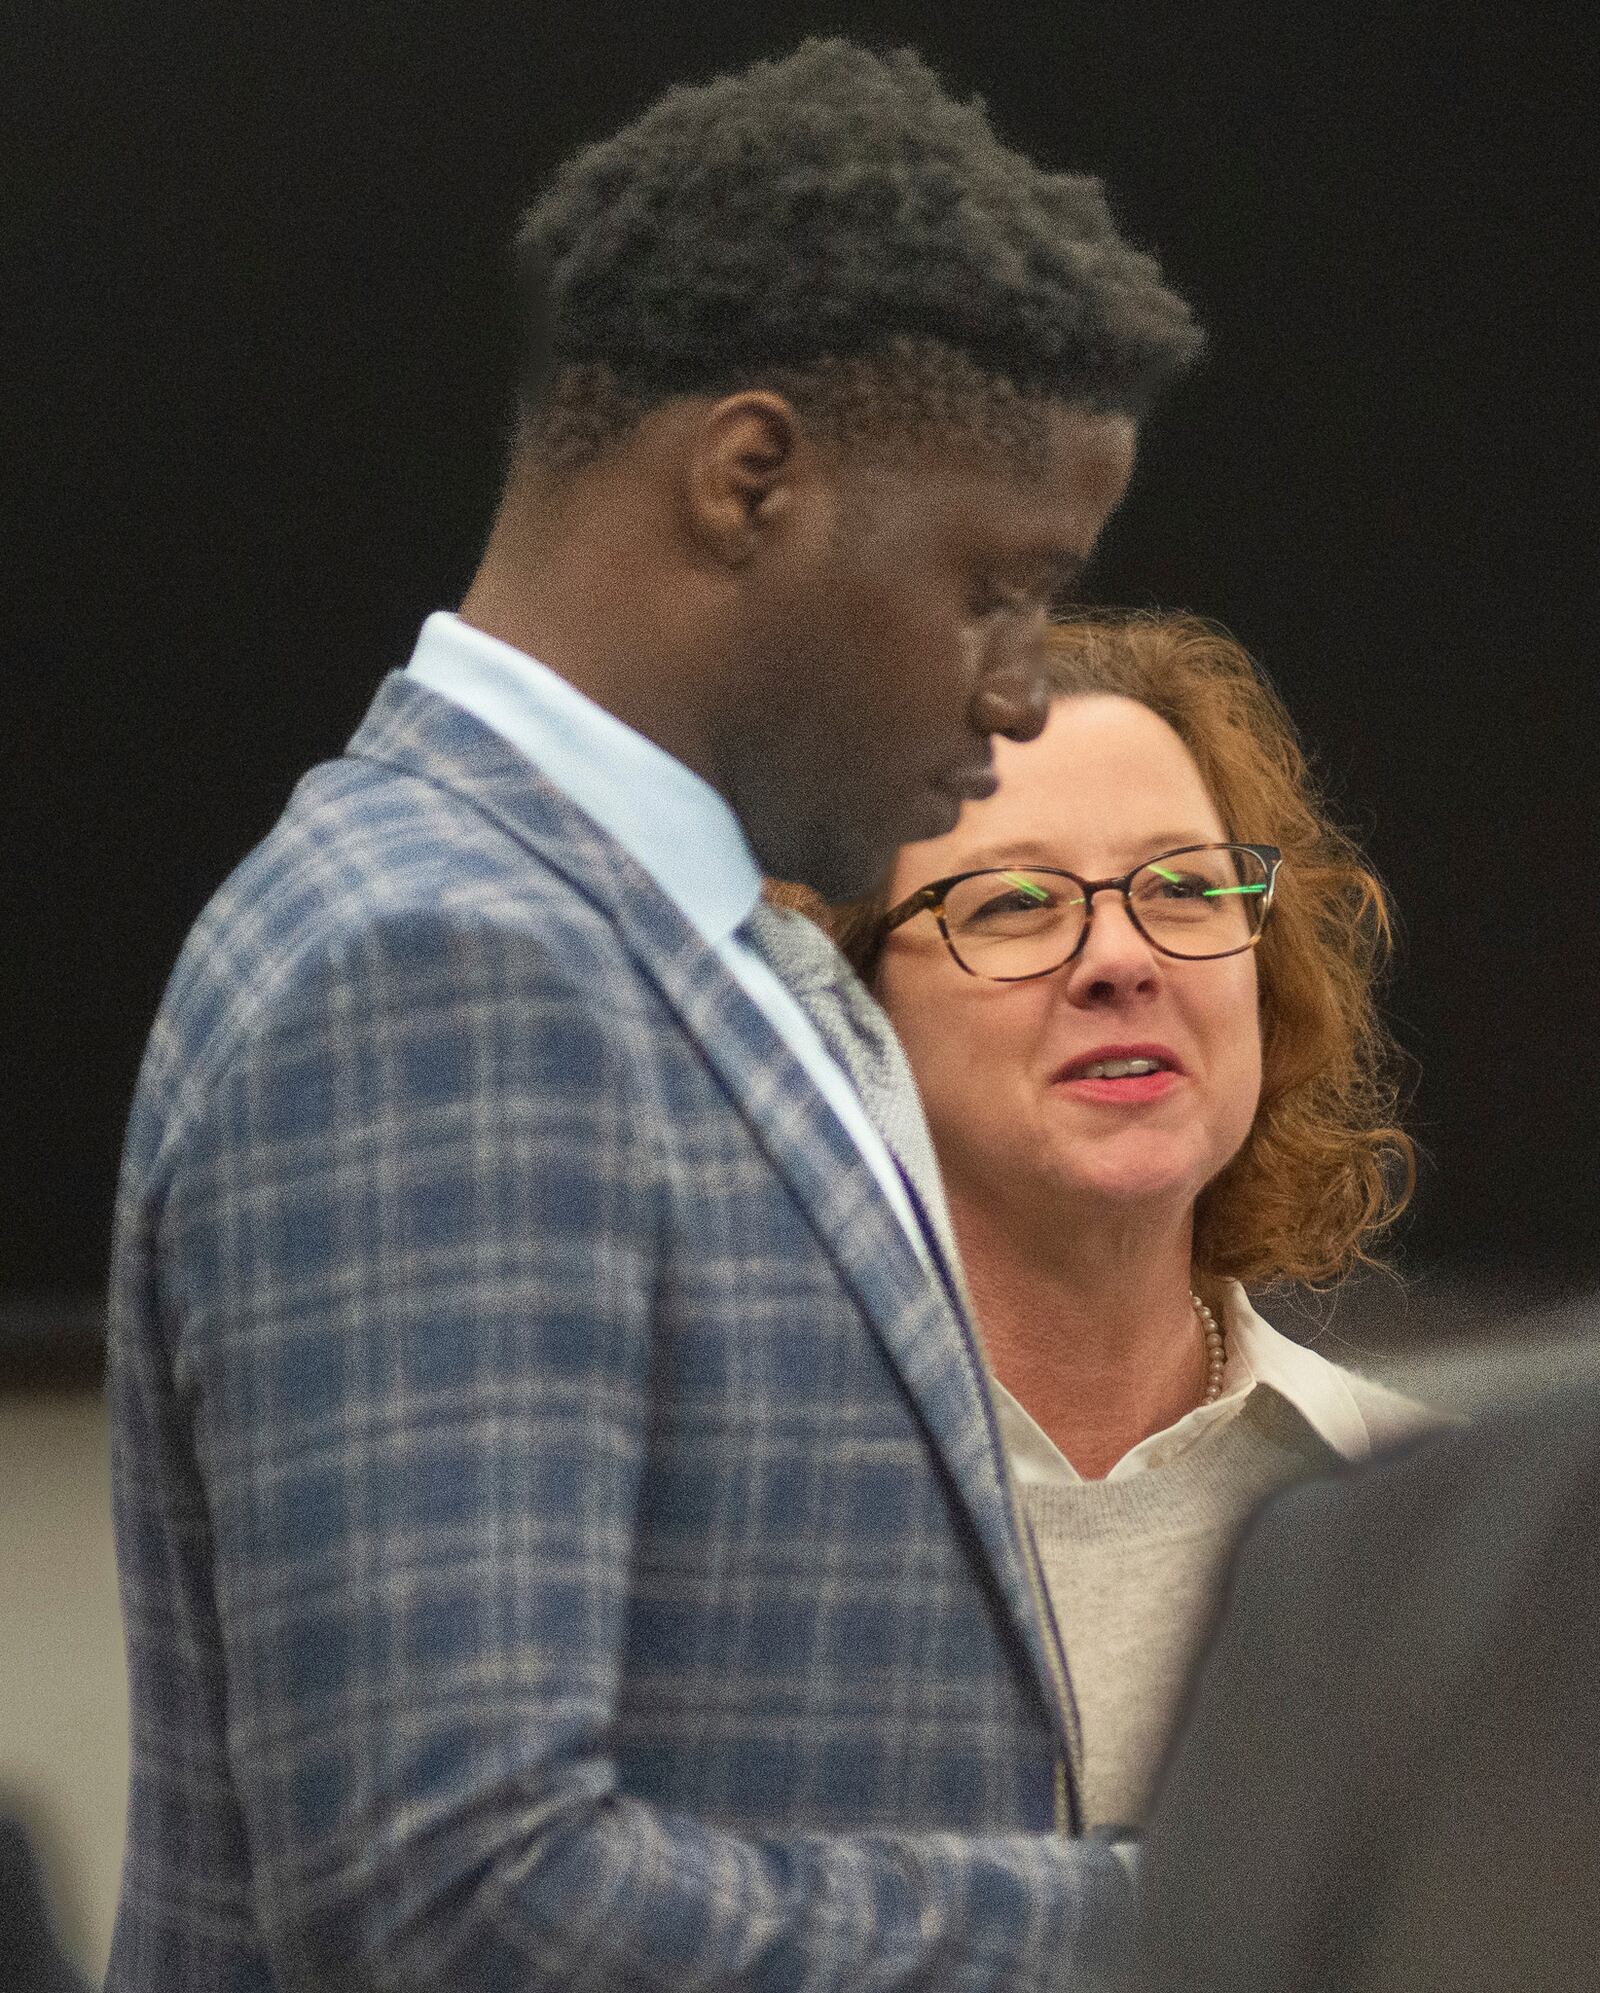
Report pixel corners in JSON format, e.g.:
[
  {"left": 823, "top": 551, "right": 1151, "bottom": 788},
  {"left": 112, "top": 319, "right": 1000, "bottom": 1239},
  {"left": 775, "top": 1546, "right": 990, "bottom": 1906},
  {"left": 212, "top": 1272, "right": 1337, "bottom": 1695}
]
[
  {"left": 1055, "top": 1069, "right": 1181, "bottom": 1105},
  {"left": 1051, "top": 1046, "right": 1185, "bottom": 1106}
]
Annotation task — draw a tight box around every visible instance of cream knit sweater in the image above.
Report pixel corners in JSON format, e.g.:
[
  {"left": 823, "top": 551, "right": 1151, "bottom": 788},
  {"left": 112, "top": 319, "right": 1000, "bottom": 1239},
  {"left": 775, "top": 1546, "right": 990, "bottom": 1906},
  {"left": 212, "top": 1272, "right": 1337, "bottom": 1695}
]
[{"left": 1022, "top": 1388, "right": 1341, "bottom": 1829}]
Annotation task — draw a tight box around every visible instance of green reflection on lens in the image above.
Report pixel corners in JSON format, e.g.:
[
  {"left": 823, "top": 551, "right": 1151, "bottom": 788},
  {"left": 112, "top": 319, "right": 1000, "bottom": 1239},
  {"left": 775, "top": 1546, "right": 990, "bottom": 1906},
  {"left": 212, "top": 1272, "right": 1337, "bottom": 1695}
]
[{"left": 1000, "top": 872, "right": 1051, "bottom": 903}]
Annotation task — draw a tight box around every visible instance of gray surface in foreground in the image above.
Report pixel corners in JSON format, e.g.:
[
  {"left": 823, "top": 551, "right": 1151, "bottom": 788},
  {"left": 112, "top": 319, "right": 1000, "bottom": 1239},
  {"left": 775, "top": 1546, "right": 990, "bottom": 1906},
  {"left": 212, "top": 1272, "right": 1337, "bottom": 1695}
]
[{"left": 1267, "top": 1275, "right": 1600, "bottom": 1415}]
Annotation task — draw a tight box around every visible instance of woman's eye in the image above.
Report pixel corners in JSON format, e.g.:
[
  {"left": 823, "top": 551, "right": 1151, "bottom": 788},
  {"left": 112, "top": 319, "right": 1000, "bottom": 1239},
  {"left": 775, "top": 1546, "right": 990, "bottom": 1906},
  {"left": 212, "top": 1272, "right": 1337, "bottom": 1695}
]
[
  {"left": 1141, "top": 869, "right": 1208, "bottom": 900},
  {"left": 970, "top": 887, "right": 1056, "bottom": 921}
]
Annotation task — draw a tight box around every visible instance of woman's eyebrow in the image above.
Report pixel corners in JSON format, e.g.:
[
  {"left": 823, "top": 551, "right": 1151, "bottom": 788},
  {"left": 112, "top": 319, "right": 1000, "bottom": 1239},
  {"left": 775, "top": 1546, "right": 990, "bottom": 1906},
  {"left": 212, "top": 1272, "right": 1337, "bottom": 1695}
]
[
  {"left": 951, "top": 832, "right": 1218, "bottom": 874},
  {"left": 949, "top": 839, "right": 1063, "bottom": 873}
]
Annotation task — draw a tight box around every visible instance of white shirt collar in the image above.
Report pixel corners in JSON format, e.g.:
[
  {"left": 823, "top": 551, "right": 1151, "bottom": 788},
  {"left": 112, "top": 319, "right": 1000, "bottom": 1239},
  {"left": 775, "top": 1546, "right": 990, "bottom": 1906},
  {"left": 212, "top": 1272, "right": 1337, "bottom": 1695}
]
[
  {"left": 994, "top": 1282, "right": 1376, "bottom": 1486},
  {"left": 404, "top": 611, "right": 760, "bottom": 946}
]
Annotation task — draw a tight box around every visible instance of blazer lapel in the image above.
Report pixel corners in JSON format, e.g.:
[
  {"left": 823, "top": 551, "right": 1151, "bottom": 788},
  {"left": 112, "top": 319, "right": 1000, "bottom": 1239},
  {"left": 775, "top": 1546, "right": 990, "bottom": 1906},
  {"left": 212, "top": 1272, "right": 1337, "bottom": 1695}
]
[
  {"left": 636, "top": 918, "right": 1072, "bottom": 1734},
  {"left": 345, "top": 674, "right": 1070, "bottom": 1737}
]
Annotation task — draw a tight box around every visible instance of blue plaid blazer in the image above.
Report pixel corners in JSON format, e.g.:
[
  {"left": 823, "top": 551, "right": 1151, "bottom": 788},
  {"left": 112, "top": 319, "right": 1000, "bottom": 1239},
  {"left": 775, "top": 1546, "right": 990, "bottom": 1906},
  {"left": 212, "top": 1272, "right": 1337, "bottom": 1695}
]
[{"left": 107, "top": 674, "right": 1128, "bottom": 1990}]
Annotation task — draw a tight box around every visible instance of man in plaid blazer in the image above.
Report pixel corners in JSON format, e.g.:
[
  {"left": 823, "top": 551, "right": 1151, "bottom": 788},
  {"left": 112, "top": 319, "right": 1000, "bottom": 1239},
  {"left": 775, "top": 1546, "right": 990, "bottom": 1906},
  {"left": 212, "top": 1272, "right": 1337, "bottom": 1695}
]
[{"left": 107, "top": 41, "right": 1201, "bottom": 1990}]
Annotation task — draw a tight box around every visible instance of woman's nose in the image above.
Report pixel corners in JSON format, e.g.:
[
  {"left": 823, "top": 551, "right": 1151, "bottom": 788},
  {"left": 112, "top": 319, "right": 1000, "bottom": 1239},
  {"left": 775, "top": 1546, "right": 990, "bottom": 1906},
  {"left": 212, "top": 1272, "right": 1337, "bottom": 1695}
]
[{"left": 1063, "top": 891, "right": 1162, "bottom": 998}]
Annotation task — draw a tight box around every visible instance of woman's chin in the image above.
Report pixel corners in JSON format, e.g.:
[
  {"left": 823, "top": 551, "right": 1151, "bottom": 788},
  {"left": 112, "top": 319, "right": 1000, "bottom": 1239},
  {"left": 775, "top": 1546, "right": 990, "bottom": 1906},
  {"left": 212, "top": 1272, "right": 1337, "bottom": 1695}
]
[{"left": 1047, "top": 1146, "right": 1210, "bottom": 1223}]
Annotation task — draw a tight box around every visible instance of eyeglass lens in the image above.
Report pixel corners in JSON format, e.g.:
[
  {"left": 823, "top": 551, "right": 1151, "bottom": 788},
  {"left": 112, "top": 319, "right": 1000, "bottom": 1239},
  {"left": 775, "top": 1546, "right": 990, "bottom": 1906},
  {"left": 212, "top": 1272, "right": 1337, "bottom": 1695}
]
[{"left": 940, "top": 846, "right": 1272, "bottom": 978}]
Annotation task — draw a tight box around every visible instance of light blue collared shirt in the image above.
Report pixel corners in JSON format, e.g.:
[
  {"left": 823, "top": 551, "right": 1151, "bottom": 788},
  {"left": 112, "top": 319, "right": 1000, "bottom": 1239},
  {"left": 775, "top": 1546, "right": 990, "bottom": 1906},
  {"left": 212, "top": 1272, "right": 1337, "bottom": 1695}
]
[{"left": 405, "top": 612, "right": 927, "bottom": 1256}]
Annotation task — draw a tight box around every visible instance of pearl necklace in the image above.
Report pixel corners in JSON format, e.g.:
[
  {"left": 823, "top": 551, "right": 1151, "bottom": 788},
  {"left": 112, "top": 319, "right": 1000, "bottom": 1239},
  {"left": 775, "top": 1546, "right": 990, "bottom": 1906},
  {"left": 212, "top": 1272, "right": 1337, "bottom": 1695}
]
[{"left": 1192, "top": 1291, "right": 1227, "bottom": 1405}]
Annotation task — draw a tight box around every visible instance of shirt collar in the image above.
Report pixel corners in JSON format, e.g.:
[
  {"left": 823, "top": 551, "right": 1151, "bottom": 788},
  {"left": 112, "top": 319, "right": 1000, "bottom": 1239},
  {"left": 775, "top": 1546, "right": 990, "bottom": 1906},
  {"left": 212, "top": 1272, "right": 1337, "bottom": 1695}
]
[
  {"left": 993, "top": 1282, "right": 1375, "bottom": 1486},
  {"left": 1226, "top": 1288, "right": 1373, "bottom": 1457},
  {"left": 404, "top": 611, "right": 761, "bottom": 946}
]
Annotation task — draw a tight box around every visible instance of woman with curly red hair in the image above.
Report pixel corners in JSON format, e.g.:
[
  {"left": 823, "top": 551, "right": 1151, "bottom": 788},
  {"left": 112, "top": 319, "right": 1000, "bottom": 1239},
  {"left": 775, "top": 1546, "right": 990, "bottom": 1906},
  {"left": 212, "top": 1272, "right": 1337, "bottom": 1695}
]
[{"left": 808, "top": 610, "right": 1443, "bottom": 1830}]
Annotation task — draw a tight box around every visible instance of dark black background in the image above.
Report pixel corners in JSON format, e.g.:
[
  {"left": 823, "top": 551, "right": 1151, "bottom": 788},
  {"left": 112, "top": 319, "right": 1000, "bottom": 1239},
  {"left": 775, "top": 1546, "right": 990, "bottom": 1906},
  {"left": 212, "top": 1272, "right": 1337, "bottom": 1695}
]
[{"left": 6, "top": 3, "right": 1594, "bottom": 1311}]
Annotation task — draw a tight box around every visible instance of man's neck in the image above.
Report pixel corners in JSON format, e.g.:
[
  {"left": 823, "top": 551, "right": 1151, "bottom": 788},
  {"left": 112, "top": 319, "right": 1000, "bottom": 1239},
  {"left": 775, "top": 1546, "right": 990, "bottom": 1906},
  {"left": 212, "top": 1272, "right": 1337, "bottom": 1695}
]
[
  {"left": 458, "top": 567, "right": 718, "bottom": 792},
  {"left": 458, "top": 438, "right": 732, "bottom": 777}
]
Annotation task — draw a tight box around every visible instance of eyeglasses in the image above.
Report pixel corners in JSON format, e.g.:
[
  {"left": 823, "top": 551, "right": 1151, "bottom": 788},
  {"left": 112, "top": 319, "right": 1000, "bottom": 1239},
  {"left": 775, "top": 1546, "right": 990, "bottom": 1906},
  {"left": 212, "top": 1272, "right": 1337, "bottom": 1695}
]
[{"left": 879, "top": 843, "right": 1282, "bottom": 982}]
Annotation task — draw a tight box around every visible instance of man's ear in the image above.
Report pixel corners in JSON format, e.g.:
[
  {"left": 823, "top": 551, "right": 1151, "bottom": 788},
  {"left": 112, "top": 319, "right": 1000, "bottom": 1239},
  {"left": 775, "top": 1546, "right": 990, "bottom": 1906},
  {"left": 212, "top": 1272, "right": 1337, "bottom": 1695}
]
[{"left": 683, "top": 391, "right": 803, "bottom": 566}]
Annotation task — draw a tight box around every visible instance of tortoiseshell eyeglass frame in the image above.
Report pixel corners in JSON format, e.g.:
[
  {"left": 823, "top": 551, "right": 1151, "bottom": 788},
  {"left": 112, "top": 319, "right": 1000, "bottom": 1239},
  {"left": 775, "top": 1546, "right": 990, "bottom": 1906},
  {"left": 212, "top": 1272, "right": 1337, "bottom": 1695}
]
[{"left": 876, "top": 842, "right": 1283, "bottom": 981}]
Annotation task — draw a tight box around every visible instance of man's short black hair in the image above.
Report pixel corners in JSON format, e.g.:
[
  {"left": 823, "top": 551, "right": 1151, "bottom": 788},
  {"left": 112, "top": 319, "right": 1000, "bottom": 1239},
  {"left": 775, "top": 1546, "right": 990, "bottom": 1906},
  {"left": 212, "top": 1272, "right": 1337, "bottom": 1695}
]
[{"left": 515, "top": 38, "right": 1203, "bottom": 473}]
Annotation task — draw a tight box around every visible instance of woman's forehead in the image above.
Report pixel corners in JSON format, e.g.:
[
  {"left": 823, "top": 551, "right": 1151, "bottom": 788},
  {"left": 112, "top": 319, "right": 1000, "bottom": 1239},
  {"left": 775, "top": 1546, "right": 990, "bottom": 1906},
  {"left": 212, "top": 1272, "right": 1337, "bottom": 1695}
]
[{"left": 891, "top": 693, "right": 1225, "bottom": 891}]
